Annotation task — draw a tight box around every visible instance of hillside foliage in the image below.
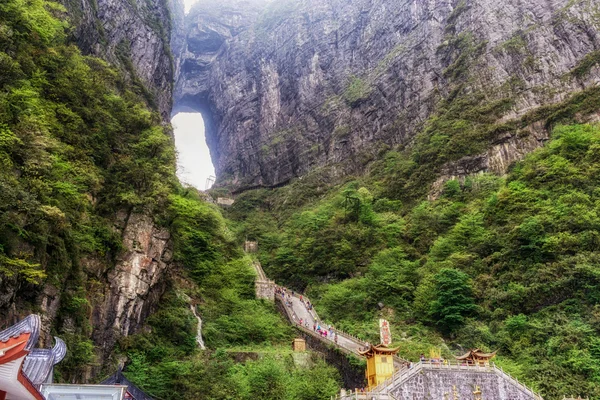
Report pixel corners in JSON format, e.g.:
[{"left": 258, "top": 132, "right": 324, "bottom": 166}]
[
  {"left": 0, "top": 2, "right": 339, "bottom": 397},
  {"left": 5, "top": 0, "right": 600, "bottom": 399},
  {"left": 230, "top": 124, "right": 600, "bottom": 399},
  {"left": 0, "top": 0, "right": 181, "bottom": 381}
]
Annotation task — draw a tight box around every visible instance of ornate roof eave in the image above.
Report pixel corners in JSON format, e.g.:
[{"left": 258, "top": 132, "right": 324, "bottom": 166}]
[
  {"left": 358, "top": 344, "right": 400, "bottom": 356},
  {"left": 0, "top": 315, "right": 41, "bottom": 352},
  {"left": 1, "top": 315, "right": 68, "bottom": 387},
  {"left": 455, "top": 349, "right": 498, "bottom": 360},
  {"left": 23, "top": 337, "right": 68, "bottom": 386}
]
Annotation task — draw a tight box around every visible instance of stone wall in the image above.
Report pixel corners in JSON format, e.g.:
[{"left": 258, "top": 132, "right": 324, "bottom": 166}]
[
  {"left": 255, "top": 280, "right": 275, "bottom": 301},
  {"left": 391, "top": 367, "right": 539, "bottom": 400}
]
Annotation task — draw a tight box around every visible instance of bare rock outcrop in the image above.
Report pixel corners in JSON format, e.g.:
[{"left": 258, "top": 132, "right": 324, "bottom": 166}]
[
  {"left": 89, "top": 212, "right": 172, "bottom": 364},
  {"left": 174, "top": 0, "right": 600, "bottom": 190},
  {"left": 61, "top": 0, "right": 181, "bottom": 119}
]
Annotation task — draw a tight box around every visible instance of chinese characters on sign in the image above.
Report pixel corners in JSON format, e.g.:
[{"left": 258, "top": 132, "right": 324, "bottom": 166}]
[{"left": 379, "top": 319, "right": 392, "bottom": 346}]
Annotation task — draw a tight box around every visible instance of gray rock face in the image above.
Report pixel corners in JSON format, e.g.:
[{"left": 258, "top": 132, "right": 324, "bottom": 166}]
[
  {"left": 174, "top": 0, "right": 600, "bottom": 190},
  {"left": 89, "top": 212, "right": 173, "bottom": 366},
  {"left": 0, "top": 213, "right": 173, "bottom": 377},
  {"left": 62, "top": 0, "right": 180, "bottom": 119}
]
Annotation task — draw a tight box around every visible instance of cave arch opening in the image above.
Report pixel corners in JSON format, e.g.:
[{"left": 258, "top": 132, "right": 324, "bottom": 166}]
[{"left": 171, "top": 101, "right": 217, "bottom": 190}]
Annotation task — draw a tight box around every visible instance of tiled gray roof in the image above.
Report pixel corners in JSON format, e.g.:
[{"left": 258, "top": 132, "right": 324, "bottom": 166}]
[
  {"left": 102, "top": 370, "right": 154, "bottom": 400},
  {"left": 0, "top": 315, "right": 67, "bottom": 387},
  {"left": 22, "top": 337, "right": 67, "bottom": 385},
  {"left": 0, "top": 314, "right": 41, "bottom": 352}
]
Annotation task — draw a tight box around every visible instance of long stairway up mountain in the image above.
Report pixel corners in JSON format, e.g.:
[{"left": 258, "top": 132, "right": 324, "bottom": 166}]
[
  {"left": 250, "top": 258, "right": 544, "bottom": 400},
  {"left": 250, "top": 259, "right": 406, "bottom": 368}
]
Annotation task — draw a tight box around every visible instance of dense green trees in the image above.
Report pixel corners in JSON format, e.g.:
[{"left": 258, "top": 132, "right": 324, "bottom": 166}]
[{"left": 428, "top": 268, "right": 478, "bottom": 335}]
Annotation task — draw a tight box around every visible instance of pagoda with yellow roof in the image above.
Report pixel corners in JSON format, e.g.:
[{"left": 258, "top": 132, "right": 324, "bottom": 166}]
[
  {"left": 455, "top": 348, "right": 497, "bottom": 366},
  {"left": 359, "top": 344, "right": 400, "bottom": 389}
]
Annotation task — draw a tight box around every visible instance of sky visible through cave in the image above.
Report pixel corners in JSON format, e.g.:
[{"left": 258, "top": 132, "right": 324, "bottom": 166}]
[
  {"left": 174, "top": 0, "right": 214, "bottom": 190},
  {"left": 172, "top": 112, "right": 215, "bottom": 190}
]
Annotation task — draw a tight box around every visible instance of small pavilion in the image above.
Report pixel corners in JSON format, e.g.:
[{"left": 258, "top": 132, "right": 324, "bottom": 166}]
[
  {"left": 359, "top": 344, "right": 399, "bottom": 389},
  {"left": 455, "top": 349, "right": 497, "bottom": 366}
]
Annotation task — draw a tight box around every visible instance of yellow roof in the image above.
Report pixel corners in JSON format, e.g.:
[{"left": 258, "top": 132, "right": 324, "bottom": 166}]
[{"left": 358, "top": 344, "right": 400, "bottom": 357}]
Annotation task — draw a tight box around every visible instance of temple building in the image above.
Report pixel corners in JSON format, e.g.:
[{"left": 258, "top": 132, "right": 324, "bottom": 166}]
[
  {"left": 0, "top": 315, "right": 66, "bottom": 400},
  {"left": 455, "top": 348, "right": 497, "bottom": 366},
  {"left": 359, "top": 344, "right": 399, "bottom": 389},
  {"left": 0, "top": 315, "right": 148, "bottom": 400}
]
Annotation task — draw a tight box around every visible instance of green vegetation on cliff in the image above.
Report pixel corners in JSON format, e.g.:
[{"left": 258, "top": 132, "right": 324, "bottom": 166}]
[
  {"left": 0, "top": 0, "right": 177, "bottom": 381},
  {"left": 120, "top": 190, "right": 340, "bottom": 399},
  {"left": 0, "top": 2, "right": 341, "bottom": 398},
  {"left": 229, "top": 123, "right": 600, "bottom": 399}
]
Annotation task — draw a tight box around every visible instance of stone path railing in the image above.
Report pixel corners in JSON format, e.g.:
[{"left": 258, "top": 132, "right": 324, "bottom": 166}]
[
  {"left": 252, "top": 261, "right": 276, "bottom": 300},
  {"left": 253, "top": 261, "right": 268, "bottom": 281},
  {"left": 275, "top": 289, "right": 367, "bottom": 358},
  {"left": 250, "top": 259, "right": 407, "bottom": 367},
  {"left": 494, "top": 363, "right": 545, "bottom": 400}
]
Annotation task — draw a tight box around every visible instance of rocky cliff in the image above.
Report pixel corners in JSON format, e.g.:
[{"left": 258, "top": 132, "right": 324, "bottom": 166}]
[
  {"left": 89, "top": 212, "right": 173, "bottom": 368},
  {"left": 0, "top": 0, "right": 184, "bottom": 379},
  {"left": 62, "top": 0, "right": 181, "bottom": 119},
  {"left": 175, "top": 0, "right": 600, "bottom": 191}
]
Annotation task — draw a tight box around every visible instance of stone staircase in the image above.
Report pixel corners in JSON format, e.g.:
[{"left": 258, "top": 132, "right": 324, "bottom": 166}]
[
  {"left": 252, "top": 261, "right": 276, "bottom": 301},
  {"left": 251, "top": 259, "right": 406, "bottom": 366},
  {"left": 249, "top": 257, "right": 543, "bottom": 400}
]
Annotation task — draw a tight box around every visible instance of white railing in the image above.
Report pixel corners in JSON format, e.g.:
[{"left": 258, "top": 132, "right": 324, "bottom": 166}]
[
  {"left": 494, "top": 364, "right": 544, "bottom": 400},
  {"left": 333, "top": 391, "right": 398, "bottom": 400}
]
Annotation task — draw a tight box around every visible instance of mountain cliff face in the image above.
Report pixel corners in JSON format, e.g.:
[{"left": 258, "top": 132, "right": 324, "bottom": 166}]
[
  {"left": 175, "top": 0, "right": 600, "bottom": 191},
  {"left": 0, "top": 0, "right": 184, "bottom": 380},
  {"left": 62, "top": 0, "right": 178, "bottom": 119}
]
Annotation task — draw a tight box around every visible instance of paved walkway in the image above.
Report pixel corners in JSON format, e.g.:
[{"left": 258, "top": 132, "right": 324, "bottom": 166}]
[
  {"left": 278, "top": 289, "right": 367, "bottom": 355},
  {"left": 252, "top": 259, "right": 406, "bottom": 366}
]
